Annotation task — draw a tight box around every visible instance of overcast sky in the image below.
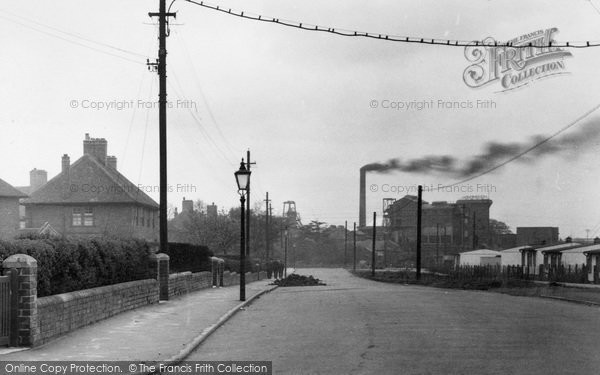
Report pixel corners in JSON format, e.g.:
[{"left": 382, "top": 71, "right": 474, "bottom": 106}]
[{"left": 1, "top": 0, "right": 600, "bottom": 239}]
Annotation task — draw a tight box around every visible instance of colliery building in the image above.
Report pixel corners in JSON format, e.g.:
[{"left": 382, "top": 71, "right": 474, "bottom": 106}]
[{"left": 385, "top": 195, "right": 492, "bottom": 264}]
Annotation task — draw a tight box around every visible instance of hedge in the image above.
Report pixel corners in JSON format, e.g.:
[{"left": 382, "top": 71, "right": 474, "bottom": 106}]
[
  {"left": 216, "top": 254, "right": 260, "bottom": 273},
  {"left": 164, "top": 242, "right": 213, "bottom": 273},
  {"left": 0, "top": 237, "right": 153, "bottom": 297}
]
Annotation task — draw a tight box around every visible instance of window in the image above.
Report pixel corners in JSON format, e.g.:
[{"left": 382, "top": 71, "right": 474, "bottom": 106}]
[
  {"left": 72, "top": 208, "right": 82, "bottom": 226},
  {"left": 83, "top": 207, "right": 94, "bottom": 226},
  {"left": 73, "top": 207, "right": 94, "bottom": 226}
]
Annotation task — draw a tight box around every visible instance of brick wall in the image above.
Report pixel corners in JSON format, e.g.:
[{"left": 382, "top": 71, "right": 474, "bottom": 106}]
[
  {"left": 36, "top": 279, "right": 158, "bottom": 345},
  {"left": 169, "top": 271, "right": 268, "bottom": 297},
  {"left": 169, "top": 271, "right": 212, "bottom": 297},
  {"left": 0, "top": 197, "right": 20, "bottom": 239}
]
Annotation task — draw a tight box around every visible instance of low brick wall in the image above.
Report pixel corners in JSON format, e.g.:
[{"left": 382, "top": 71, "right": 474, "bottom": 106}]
[
  {"left": 169, "top": 271, "right": 212, "bottom": 297},
  {"left": 36, "top": 279, "right": 158, "bottom": 345}
]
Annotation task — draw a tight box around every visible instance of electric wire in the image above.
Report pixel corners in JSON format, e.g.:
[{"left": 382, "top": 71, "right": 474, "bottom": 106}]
[
  {"left": 438, "top": 103, "right": 600, "bottom": 189},
  {"left": 0, "top": 14, "right": 147, "bottom": 65},
  {"left": 183, "top": 0, "right": 600, "bottom": 48},
  {"left": 0, "top": 9, "right": 148, "bottom": 58}
]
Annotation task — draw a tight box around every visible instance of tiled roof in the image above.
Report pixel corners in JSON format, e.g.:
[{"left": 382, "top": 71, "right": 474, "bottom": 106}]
[
  {"left": 0, "top": 178, "right": 28, "bottom": 198},
  {"left": 23, "top": 154, "right": 158, "bottom": 209}
]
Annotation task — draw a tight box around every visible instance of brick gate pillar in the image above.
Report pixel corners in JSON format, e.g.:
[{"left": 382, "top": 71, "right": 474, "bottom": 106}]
[
  {"left": 3, "top": 254, "right": 37, "bottom": 347},
  {"left": 150, "top": 253, "right": 169, "bottom": 301}
]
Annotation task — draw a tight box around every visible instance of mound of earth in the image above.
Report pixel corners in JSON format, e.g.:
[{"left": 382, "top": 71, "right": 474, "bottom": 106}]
[{"left": 272, "top": 274, "right": 326, "bottom": 287}]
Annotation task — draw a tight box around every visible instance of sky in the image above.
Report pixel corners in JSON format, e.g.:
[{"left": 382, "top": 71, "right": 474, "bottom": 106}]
[{"left": 1, "top": 0, "right": 600, "bottom": 239}]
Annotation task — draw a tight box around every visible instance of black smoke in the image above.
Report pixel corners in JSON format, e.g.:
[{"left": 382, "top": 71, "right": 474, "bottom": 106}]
[{"left": 362, "top": 117, "right": 600, "bottom": 178}]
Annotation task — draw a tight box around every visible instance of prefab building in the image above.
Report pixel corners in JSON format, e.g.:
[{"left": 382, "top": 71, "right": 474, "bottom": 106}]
[{"left": 459, "top": 249, "right": 501, "bottom": 266}]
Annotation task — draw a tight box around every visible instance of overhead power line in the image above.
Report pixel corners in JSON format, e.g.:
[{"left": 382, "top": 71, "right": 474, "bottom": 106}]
[
  {"left": 183, "top": 0, "right": 600, "bottom": 48},
  {"left": 439, "top": 102, "right": 600, "bottom": 189},
  {"left": 0, "top": 12, "right": 147, "bottom": 65}
]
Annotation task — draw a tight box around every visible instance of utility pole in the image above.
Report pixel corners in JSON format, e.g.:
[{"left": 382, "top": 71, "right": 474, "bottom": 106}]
[
  {"left": 436, "top": 223, "right": 440, "bottom": 266},
  {"left": 344, "top": 220, "right": 348, "bottom": 268},
  {"left": 416, "top": 185, "right": 422, "bottom": 281},
  {"left": 149, "top": 1, "right": 176, "bottom": 255},
  {"left": 353, "top": 222, "right": 357, "bottom": 271},
  {"left": 371, "top": 212, "right": 376, "bottom": 277},
  {"left": 472, "top": 211, "right": 477, "bottom": 250},
  {"left": 246, "top": 150, "right": 255, "bottom": 257},
  {"left": 264, "top": 192, "right": 271, "bottom": 261}
]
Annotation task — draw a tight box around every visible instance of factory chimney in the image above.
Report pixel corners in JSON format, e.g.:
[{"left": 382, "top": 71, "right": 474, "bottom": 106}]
[{"left": 359, "top": 168, "right": 366, "bottom": 227}]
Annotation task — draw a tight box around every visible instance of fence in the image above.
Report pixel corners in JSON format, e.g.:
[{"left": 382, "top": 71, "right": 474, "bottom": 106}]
[{"left": 427, "top": 264, "right": 592, "bottom": 284}]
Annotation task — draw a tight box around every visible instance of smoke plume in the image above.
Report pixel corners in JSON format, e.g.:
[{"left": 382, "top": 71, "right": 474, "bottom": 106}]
[{"left": 362, "top": 117, "right": 600, "bottom": 178}]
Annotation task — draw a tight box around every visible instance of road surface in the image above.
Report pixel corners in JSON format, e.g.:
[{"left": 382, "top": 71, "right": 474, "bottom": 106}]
[{"left": 188, "top": 268, "right": 600, "bottom": 374}]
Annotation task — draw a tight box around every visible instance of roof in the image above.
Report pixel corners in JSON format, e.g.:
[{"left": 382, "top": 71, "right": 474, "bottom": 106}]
[
  {"left": 539, "top": 242, "right": 582, "bottom": 253},
  {"left": 459, "top": 249, "right": 501, "bottom": 256},
  {"left": 576, "top": 244, "right": 600, "bottom": 254},
  {"left": 22, "top": 154, "right": 158, "bottom": 209},
  {"left": 500, "top": 245, "right": 534, "bottom": 254},
  {"left": 0, "top": 178, "right": 28, "bottom": 198}
]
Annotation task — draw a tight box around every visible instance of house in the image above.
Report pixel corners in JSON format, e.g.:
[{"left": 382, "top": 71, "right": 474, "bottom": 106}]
[
  {"left": 520, "top": 240, "right": 581, "bottom": 275},
  {"left": 22, "top": 134, "right": 159, "bottom": 242},
  {"left": 584, "top": 243, "right": 600, "bottom": 282},
  {"left": 541, "top": 240, "right": 589, "bottom": 268},
  {"left": 0, "top": 178, "right": 28, "bottom": 239},
  {"left": 16, "top": 168, "right": 48, "bottom": 229},
  {"left": 458, "top": 249, "right": 501, "bottom": 266}
]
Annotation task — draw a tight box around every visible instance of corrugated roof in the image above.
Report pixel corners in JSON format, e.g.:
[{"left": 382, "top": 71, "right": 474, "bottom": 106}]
[
  {"left": 459, "top": 249, "right": 501, "bottom": 256},
  {"left": 539, "top": 242, "right": 582, "bottom": 253},
  {"left": 0, "top": 178, "right": 28, "bottom": 198},
  {"left": 500, "top": 245, "right": 534, "bottom": 253},
  {"left": 22, "top": 154, "right": 158, "bottom": 208}
]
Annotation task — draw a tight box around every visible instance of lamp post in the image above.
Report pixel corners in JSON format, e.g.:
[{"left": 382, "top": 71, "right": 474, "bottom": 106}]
[{"left": 235, "top": 159, "right": 251, "bottom": 301}]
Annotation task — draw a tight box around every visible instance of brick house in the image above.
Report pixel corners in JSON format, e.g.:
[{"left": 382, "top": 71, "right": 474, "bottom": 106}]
[
  {"left": 0, "top": 178, "right": 28, "bottom": 239},
  {"left": 22, "top": 134, "right": 159, "bottom": 242}
]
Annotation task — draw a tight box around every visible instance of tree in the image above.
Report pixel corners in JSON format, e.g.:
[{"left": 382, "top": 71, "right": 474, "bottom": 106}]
[{"left": 489, "top": 219, "right": 513, "bottom": 235}]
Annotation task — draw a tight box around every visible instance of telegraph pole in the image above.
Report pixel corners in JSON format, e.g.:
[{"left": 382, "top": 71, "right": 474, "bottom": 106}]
[
  {"left": 344, "top": 220, "right": 348, "bottom": 268},
  {"left": 416, "top": 185, "right": 422, "bottom": 281},
  {"left": 371, "top": 212, "right": 376, "bottom": 277},
  {"left": 246, "top": 150, "right": 255, "bottom": 257},
  {"left": 264, "top": 192, "right": 271, "bottom": 261},
  {"left": 149, "top": 1, "right": 176, "bottom": 255},
  {"left": 353, "top": 222, "right": 357, "bottom": 271}
]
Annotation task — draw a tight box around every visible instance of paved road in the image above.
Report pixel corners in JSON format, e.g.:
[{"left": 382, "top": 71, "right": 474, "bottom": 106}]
[{"left": 188, "top": 268, "right": 600, "bottom": 375}]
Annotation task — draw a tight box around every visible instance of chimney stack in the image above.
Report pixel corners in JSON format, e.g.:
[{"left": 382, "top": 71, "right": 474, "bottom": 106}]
[
  {"left": 182, "top": 197, "right": 194, "bottom": 213},
  {"left": 61, "top": 154, "right": 70, "bottom": 174},
  {"left": 83, "top": 134, "right": 108, "bottom": 165},
  {"left": 29, "top": 168, "right": 47, "bottom": 192},
  {"left": 359, "top": 168, "right": 366, "bottom": 227},
  {"left": 106, "top": 156, "right": 117, "bottom": 170},
  {"left": 207, "top": 202, "right": 218, "bottom": 218}
]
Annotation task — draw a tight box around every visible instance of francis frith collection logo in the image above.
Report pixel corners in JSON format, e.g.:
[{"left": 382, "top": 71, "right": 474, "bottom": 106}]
[{"left": 463, "top": 28, "right": 573, "bottom": 91}]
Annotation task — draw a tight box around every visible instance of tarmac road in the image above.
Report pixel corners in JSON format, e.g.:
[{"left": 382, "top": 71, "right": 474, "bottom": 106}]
[{"left": 187, "top": 268, "right": 600, "bottom": 375}]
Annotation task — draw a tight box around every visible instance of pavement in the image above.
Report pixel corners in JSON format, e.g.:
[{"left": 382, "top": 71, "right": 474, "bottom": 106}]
[{"left": 0, "top": 276, "right": 282, "bottom": 362}]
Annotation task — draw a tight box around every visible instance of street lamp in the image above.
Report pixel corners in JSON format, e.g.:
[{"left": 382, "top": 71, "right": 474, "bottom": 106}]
[{"left": 235, "top": 159, "right": 251, "bottom": 301}]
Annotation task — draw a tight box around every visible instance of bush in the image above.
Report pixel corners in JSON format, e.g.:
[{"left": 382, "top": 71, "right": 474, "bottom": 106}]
[
  {"left": 164, "top": 243, "right": 213, "bottom": 273},
  {"left": 0, "top": 237, "right": 153, "bottom": 297},
  {"left": 216, "top": 254, "right": 259, "bottom": 273}
]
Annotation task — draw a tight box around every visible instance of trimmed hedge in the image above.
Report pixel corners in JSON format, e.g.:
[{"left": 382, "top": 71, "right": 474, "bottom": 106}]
[
  {"left": 216, "top": 254, "right": 260, "bottom": 273},
  {"left": 0, "top": 237, "right": 153, "bottom": 297},
  {"left": 164, "top": 243, "right": 213, "bottom": 273}
]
